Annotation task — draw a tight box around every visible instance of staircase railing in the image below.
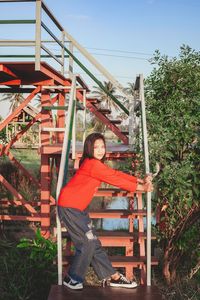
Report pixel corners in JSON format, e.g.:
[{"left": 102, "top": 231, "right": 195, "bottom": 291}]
[
  {"left": 56, "top": 75, "right": 77, "bottom": 285},
  {"left": 139, "top": 74, "right": 152, "bottom": 286}
]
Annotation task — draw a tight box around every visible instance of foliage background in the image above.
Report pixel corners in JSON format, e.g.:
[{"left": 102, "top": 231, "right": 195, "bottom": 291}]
[
  {"left": 0, "top": 230, "right": 57, "bottom": 300},
  {"left": 145, "top": 45, "right": 200, "bottom": 286}
]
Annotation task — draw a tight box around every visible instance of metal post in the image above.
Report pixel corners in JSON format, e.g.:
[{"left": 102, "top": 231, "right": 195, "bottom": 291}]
[
  {"left": 128, "top": 94, "right": 136, "bottom": 150},
  {"left": 68, "top": 42, "right": 73, "bottom": 79},
  {"left": 140, "top": 74, "right": 151, "bottom": 286},
  {"left": 35, "top": 0, "right": 42, "bottom": 70},
  {"left": 56, "top": 76, "right": 77, "bottom": 285},
  {"left": 83, "top": 89, "right": 86, "bottom": 143},
  {"left": 61, "top": 31, "right": 65, "bottom": 75},
  {"left": 72, "top": 82, "right": 76, "bottom": 160}
]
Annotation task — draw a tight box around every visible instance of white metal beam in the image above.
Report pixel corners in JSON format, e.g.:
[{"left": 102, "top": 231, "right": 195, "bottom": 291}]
[{"left": 140, "top": 74, "right": 151, "bottom": 286}]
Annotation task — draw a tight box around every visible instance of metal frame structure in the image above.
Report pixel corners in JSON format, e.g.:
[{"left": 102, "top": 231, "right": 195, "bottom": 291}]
[{"left": 0, "top": 0, "right": 153, "bottom": 286}]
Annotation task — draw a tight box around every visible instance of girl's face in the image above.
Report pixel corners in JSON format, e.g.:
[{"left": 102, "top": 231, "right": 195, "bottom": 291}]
[{"left": 93, "top": 139, "right": 106, "bottom": 160}]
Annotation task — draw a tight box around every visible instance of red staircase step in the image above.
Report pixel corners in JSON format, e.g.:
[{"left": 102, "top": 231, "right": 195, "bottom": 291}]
[
  {"left": 40, "top": 144, "right": 136, "bottom": 159},
  {"left": 109, "top": 119, "right": 122, "bottom": 125},
  {"left": 0, "top": 64, "right": 17, "bottom": 81},
  {"left": 89, "top": 209, "right": 147, "bottom": 218},
  {"left": 97, "top": 108, "right": 111, "bottom": 114},
  {"left": 86, "top": 98, "right": 101, "bottom": 104},
  {"left": 121, "top": 131, "right": 129, "bottom": 135},
  {"left": 61, "top": 230, "right": 156, "bottom": 242},
  {"left": 110, "top": 255, "right": 158, "bottom": 265},
  {"left": 61, "top": 255, "right": 158, "bottom": 266}
]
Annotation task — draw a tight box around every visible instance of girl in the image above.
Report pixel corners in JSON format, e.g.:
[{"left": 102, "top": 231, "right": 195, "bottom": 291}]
[{"left": 58, "top": 133, "right": 153, "bottom": 290}]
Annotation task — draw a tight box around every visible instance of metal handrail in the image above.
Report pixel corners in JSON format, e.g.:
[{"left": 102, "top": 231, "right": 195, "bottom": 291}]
[
  {"left": 56, "top": 75, "right": 77, "bottom": 285},
  {"left": 138, "top": 74, "right": 152, "bottom": 286}
]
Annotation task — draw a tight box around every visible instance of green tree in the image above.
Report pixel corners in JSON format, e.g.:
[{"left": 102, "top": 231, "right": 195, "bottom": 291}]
[
  {"left": 0, "top": 93, "right": 24, "bottom": 113},
  {"left": 91, "top": 81, "right": 126, "bottom": 132},
  {"left": 145, "top": 45, "right": 200, "bottom": 284},
  {"left": 0, "top": 115, "right": 7, "bottom": 144},
  {"left": 92, "top": 80, "right": 122, "bottom": 111},
  {"left": 124, "top": 82, "right": 135, "bottom": 96},
  {"left": 123, "top": 81, "right": 135, "bottom": 107}
]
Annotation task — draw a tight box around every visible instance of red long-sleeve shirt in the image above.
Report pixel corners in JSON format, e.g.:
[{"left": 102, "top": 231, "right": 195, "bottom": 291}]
[{"left": 58, "top": 158, "right": 137, "bottom": 211}]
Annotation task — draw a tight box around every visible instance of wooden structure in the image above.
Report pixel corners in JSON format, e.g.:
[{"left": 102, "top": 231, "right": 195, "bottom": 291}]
[
  {"left": 0, "top": 0, "right": 157, "bottom": 290},
  {"left": 6, "top": 103, "right": 40, "bottom": 148}
]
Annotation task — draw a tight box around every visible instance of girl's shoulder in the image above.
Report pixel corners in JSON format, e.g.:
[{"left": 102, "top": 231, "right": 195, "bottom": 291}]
[{"left": 81, "top": 158, "right": 104, "bottom": 168}]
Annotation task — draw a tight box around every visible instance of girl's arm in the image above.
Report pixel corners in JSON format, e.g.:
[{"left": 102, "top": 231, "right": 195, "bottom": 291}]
[{"left": 90, "top": 160, "right": 153, "bottom": 193}]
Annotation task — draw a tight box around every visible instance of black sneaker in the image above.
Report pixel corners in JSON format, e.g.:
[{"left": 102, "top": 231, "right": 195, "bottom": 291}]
[
  {"left": 63, "top": 275, "right": 83, "bottom": 290},
  {"left": 110, "top": 273, "right": 138, "bottom": 289}
]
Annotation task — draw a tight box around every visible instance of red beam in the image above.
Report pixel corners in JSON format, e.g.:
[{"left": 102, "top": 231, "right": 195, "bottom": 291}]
[
  {"left": 57, "top": 92, "right": 65, "bottom": 142},
  {"left": 0, "top": 64, "right": 17, "bottom": 78},
  {"left": 40, "top": 154, "right": 51, "bottom": 238},
  {"left": 40, "top": 64, "right": 71, "bottom": 86},
  {"left": 6, "top": 151, "right": 40, "bottom": 188},
  {"left": 4, "top": 114, "right": 42, "bottom": 153},
  {"left": 0, "top": 86, "right": 41, "bottom": 132},
  {"left": 0, "top": 79, "right": 21, "bottom": 85},
  {"left": 0, "top": 215, "right": 41, "bottom": 222},
  {"left": 0, "top": 174, "right": 37, "bottom": 215},
  {"left": 32, "top": 79, "right": 54, "bottom": 86},
  {"left": 1, "top": 199, "right": 55, "bottom": 207}
]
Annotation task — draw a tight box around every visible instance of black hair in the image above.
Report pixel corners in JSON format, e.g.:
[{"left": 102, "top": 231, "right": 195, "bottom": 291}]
[{"left": 79, "top": 133, "right": 106, "bottom": 166}]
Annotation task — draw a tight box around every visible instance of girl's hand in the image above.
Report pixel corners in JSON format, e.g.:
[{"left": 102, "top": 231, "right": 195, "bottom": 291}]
[
  {"left": 137, "top": 173, "right": 153, "bottom": 185},
  {"left": 144, "top": 173, "right": 153, "bottom": 184},
  {"left": 144, "top": 181, "right": 154, "bottom": 192},
  {"left": 136, "top": 181, "right": 153, "bottom": 192}
]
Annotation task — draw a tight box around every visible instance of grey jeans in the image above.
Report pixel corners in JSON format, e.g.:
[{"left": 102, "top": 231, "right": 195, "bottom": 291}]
[{"left": 58, "top": 206, "right": 116, "bottom": 283}]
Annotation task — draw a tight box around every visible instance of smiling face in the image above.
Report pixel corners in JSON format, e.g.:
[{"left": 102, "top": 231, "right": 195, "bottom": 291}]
[{"left": 93, "top": 139, "right": 106, "bottom": 160}]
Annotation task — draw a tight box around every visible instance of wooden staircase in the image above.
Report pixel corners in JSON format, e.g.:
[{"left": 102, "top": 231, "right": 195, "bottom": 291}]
[
  {"left": 0, "top": 60, "right": 157, "bottom": 285},
  {"left": 0, "top": 61, "right": 157, "bottom": 284},
  {"left": 0, "top": 0, "right": 156, "bottom": 289}
]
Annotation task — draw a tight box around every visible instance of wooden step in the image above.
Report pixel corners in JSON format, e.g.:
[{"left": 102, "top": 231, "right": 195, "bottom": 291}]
[
  {"left": 97, "top": 108, "right": 111, "bottom": 114},
  {"left": 89, "top": 209, "right": 147, "bottom": 219},
  {"left": 94, "top": 188, "right": 134, "bottom": 197},
  {"left": 40, "top": 143, "right": 136, "bottom": 157},
  {"left": 110, "top": 255, "right": 158, "bottom": 265},
  {"left": 94, "top": 188, "right": 146, "bottom": 196},
  {"left": 48, "top": 285, "right": 163, "bottom": 300},
  {"left": 61, "top": 231, "right": 156, "bottom": 243},
  {"left": 109, "top": 119, "right": 122, "bottom": 125},
  {"left": 86, "top": 98, "right": 101, "bottom": 104},
  {"left": 97, "top": 231, "right": 156, "bottom": 247},
  {"left": 121, "top": 131, "right": 129, "bottom": 135}
]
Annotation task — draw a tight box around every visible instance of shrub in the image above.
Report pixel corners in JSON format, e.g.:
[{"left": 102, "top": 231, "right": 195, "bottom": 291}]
[{"left": 0, "top": 229, "right": 57, "bottom": 300}]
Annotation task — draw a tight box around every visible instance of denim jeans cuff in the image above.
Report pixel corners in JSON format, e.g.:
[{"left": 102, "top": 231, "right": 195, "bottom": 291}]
[{"left": 68, "top": 271, "right": 83, "bottom": 283}]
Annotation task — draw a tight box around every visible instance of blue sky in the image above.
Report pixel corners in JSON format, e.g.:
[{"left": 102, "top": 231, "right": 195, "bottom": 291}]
[{"left": 0, "top": 0, "right": 200, "bottom": 117}]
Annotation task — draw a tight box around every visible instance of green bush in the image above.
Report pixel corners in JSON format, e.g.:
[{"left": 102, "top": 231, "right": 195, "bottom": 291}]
[{"left": 0, "top": 229, "right": 57, "bottom": 300}]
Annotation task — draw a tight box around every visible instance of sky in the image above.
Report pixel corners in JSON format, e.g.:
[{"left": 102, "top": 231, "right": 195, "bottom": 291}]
[{"left": 0, "top": 0, "right": 200, "bottom": 118}]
